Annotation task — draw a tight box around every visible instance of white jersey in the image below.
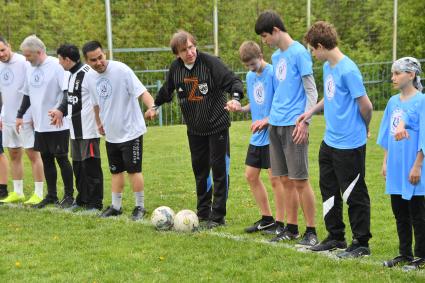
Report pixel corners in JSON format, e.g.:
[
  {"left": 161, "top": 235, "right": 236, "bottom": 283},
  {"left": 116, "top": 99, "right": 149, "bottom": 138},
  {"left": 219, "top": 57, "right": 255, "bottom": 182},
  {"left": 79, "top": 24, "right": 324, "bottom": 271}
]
[
  {"left": 87, "top": 60, "right": 147, "bottom": 143},
  {"left": 21, "top": 56, "right": 69, "bottom": 132},
  {"left": 65, "top": 64, "right": 100, "bottom": 140},
  {"left": 0, "top": 53, "right": 32, "bottom": 125}
]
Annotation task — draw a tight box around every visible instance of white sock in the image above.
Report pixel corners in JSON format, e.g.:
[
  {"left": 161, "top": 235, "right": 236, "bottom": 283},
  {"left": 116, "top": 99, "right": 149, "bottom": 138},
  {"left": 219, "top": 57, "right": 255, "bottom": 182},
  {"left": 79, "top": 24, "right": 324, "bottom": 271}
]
[
  {"left": 34, "top": 182, "right": 44, "bottom": 199},
  {"left": 112, "top": 192, "right": 122, "bottom": 210},
  {"left": 13, "top": 180, "right": 24, "bottom": 196},
  {"left": 134, "top": 191, "right": 144, "bottom": 208}
]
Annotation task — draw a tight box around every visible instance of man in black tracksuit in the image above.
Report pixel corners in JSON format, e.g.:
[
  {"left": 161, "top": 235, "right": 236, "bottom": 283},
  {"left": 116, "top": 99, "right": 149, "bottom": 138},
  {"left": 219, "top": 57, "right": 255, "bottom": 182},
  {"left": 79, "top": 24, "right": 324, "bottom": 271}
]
[{"left": 145, "top": 30, "right": 243, "bottom": 229}]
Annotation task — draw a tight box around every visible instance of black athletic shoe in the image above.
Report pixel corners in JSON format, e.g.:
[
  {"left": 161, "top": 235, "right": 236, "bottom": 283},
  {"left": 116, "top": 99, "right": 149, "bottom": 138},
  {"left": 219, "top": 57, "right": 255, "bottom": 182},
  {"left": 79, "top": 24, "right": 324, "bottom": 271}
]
[
  {"left": 58, "top": 195, "right": 74, "bottom": 209},
  {"left": 262, "top": 222, "right": 285, "bottom": 235},
  {"left": 131, "top": 206, "right": 146, "bottom": 221},
  {"left": 206, "top": 219, "right": 225, "bottom": 229},
  {"left": 244, "top": 218, "right": 275, "bottom": 233},
  {"left": 99, "top": 206, "right": 123, "bottom": 218},
  {"left": 270, "top": 227, "right": 300, "bottom": 242},
  {"left": 0, "top": 188, "right": 8, "bottom": 200},
  {"left": 383, "top": 255, "right": 414, "bottom": 268},
  {"left": 310, "top": 236, "right": 347, "bottom": 252},
  {"left": 32, "top": 197, "right": 58, "bottom": 209},
  {"left": 296, "top": 232, "right": 319, "bottom": 247},
  {"left": 337, "top": 240, "right": 370, "bottom": 258},
  {"left": 403, "top": 257, "right": 425, "bottom": 271}
]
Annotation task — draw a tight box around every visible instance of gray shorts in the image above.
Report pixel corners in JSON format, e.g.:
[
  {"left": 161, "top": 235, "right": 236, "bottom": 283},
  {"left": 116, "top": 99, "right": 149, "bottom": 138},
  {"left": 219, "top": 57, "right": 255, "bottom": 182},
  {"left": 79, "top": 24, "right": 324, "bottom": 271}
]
[{"left": 269, "top": 125, "right": 309, "bottom": 179}]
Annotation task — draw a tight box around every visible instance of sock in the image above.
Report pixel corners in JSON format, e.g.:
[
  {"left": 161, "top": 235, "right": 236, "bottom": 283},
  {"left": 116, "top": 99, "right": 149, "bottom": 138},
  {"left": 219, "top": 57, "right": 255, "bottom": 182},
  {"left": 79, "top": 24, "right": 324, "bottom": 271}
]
[
  {"left": 34, "top": 182, "right": 44, "bottom": 199},
  {"left": 262, "top": 215, "right": 274, "bottom": 223},
  {"left": 112, "top": 192, "right": 122, "bottom": 210},
  {"left": 286, "top": 223, "right": 299, "bottom": 234},
  {"left": 134, "top": 191, "right": 144, "bottom": 208},
  {"left": 0, "top": 184, "right": 7, "bottom": 193},
  {"left": 306, "top": 226, "right": 317, "bottom": 235},
  {"left": 13, "top": 180, "right": 24, "bottom": 196},
  {"left": 276, "top": 221, "right": 285, "bottom": 227}
]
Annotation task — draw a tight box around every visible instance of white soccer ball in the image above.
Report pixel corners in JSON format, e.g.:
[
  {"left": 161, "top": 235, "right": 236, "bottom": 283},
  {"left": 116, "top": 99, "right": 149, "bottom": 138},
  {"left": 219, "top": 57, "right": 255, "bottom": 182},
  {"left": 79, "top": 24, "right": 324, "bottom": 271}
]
[
  {"left": 151, "top": 206, "right": 175, "bottom": 231},
  {"left": 173, "top": 209, "right": 199, "bottom": 232}
]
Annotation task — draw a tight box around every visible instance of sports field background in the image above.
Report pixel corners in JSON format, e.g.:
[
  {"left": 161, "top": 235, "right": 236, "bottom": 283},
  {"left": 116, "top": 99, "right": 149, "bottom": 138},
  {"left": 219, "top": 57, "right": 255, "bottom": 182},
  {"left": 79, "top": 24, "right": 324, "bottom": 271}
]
[{"left": 1, "top": 112, "right": 425, "bottom": 282}]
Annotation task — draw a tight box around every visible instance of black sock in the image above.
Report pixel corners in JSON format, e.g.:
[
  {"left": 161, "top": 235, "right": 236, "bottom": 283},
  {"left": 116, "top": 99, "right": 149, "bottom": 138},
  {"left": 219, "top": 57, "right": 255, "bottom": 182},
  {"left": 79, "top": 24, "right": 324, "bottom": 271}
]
[
  {"left": 286, "top": 223, "right": 298, "bottom": 234},
  {"left": 306, "top": 226, "right": 316, "bottom": 235},
  {"left": 276, "top": 221, "right": 285, "bottom": 227},
  {"left": 0, "top": 184, "right": 7, "bottom": 193},
  {"left": 262, "top": 215, "right": 274, "bottom": 223}
]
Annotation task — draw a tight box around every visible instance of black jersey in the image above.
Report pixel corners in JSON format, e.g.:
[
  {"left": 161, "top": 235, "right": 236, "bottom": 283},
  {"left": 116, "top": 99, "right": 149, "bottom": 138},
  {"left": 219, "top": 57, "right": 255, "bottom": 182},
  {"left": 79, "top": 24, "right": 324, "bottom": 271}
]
[{"left": 155, "top": 51, "right": 243, "bottom": 136}]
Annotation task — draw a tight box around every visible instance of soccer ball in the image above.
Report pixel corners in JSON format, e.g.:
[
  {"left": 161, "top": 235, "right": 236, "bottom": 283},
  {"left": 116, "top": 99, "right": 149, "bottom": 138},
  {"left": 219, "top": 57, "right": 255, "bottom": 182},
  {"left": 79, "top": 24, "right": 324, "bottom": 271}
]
[
  {"left": 151, "top": 206, "right": 175, "bottom": 231},
  {"left": 173, "top": 209, "right": 199, "bottom": 232}
]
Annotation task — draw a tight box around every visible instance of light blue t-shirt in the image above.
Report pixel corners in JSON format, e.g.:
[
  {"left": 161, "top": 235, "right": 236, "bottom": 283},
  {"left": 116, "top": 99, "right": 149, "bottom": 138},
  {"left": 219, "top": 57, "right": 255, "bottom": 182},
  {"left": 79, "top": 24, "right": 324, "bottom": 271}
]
[
  {"left": 269, "top": 41, "right": 313, "bottom": 126},
  {"left": 403, "top": 94, "right": 425, "bottom": 153},
  {"left": 323, "top": 56, "right": 367, "bottom": 149},
  {"left": 377, "top": 93, "right": 425, "bottom": 200},
  {"left": 246, "top": 63, "right": 275, "bottom": 146}
]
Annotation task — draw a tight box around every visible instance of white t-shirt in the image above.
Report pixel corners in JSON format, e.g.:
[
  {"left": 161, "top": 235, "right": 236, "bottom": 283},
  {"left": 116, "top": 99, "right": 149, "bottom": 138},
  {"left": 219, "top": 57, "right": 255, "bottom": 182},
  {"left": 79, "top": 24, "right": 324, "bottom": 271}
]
[
  {"left": 21, "top": 56, "right": 69, "bottom": 132},
  {"left": 0, "top": 53, "right": 32, "bottom": 125},
  {"left": 65, "top": 64, "right": 100, "bottom": 140},
  {"left": 87, "top": 60, "right": 147, "bottom": 143}
]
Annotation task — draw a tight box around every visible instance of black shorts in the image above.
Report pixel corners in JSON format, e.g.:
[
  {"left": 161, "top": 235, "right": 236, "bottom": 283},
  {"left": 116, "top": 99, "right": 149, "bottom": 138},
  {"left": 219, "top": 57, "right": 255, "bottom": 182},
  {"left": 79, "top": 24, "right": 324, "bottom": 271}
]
[
  {"left": 245, "top": 144, "right": 270, "bottom": 169},
  {"left": 106, "top": 135, "right": 143, "bottom": 174},
  {"left": 71, "top": 138, "right": 101, "bottom": 161},
  {"left": 34, "top": 130, "right": 69, "bottom": 156}
]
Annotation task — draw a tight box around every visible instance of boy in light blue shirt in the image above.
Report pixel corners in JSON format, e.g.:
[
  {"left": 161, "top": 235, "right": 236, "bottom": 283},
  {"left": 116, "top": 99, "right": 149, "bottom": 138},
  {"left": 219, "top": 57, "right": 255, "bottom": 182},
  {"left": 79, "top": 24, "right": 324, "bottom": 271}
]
[
  {"left": 255, "top": 10, "right": 319, "bottom": 247},
  {"left": 299, "top": 21, "right": 373, "bottom": 257},
  {"left": 227, "top": 41, "right": 284, "bottom": 234}
]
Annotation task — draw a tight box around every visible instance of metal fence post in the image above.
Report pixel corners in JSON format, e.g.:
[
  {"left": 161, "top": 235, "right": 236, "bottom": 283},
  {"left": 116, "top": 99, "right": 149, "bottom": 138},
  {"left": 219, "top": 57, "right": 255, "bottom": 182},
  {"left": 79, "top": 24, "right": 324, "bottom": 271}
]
[{"left": 157, "top": 80, "right": 163, "bottom": 126}]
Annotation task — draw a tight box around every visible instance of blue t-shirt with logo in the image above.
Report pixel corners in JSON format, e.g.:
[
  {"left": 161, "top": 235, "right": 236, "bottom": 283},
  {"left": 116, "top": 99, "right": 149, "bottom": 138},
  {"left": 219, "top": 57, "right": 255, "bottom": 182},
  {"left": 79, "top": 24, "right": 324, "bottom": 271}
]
[
  {"left": 246, "top": 63, "right": 275, "bottom": 146},
  {"left": 377, "top": 93, "right": 425, "bottom": 199},
  {"left": 323, "top": 56, "right": 367, "bottom": 149},
  {"left": 403, "top": 94, "right": 425, "bottom": 153},
  {"left": 269, "top": 41, "right": 313, "bottom": 126}
]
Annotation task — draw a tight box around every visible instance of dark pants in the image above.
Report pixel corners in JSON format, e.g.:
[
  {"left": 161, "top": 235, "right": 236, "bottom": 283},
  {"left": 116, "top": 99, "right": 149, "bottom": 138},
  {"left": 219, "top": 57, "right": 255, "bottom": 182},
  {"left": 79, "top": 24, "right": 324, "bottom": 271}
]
[
  {"left": 73, "top": 157, "right": 103, "bottom": 209},
  {"left": 41, "top": 153, "right": 73, "bottom": 201},
  {"left": 188, "top": 129, "right": 230, "bottom": 222},
  {"left": 391, "top": 195, "right": 425, "bottom": 258},
  {"left": 319, "top": 141, "right": 372, "bottom": 244}
]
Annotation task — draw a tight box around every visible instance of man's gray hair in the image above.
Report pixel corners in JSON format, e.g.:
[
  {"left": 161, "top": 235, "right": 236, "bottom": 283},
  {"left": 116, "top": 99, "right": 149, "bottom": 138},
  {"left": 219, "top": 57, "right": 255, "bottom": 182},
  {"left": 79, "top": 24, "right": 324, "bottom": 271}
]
[{"left": 20, "top": 34, "right": 46, "bottom": 53}]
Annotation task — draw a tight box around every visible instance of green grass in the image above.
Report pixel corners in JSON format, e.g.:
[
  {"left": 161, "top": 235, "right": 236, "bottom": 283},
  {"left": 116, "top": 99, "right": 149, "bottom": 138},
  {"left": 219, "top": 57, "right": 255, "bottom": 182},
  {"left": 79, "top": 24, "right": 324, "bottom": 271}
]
[{"left": 1, "top": 111, "right": 424, "bottom": 282}]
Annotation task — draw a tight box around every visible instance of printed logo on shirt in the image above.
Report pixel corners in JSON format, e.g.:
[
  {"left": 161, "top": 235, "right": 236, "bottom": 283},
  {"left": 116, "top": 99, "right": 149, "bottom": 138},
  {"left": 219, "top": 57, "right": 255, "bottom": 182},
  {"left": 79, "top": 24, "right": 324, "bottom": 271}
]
[
  {"left": 390, "top": 108, "right": 403, "bottom": 135},
  {"left": 198, "top": 83, "right": 208, "bottom": 95},
  {"left": 253, "top": 81, "right": 265, "bottom": 105},
  {"left": 96, "top": 77, "right": 112, "bottom": 99},
  {"left": 0, "top": 67, "right": 14, "bottom": 86},
  {"left": 30, "top": 69, "right": 44, "bottom": 88},
  {"left": 325, "top": 74, "right": 335, "bottom": 101},
  {"left": 276, "top": 58, "right": 287, "bottom": 82},
  {"left": 68, "top": 94, "right": 79, "bottom": 105}
]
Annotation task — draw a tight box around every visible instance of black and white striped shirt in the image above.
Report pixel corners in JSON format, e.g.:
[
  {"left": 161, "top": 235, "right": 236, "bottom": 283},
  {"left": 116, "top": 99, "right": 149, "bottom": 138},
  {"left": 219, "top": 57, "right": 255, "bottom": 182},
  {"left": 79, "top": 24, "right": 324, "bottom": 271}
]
[{"left": 155, "top": 51, "right": 243, "bottom": 136}]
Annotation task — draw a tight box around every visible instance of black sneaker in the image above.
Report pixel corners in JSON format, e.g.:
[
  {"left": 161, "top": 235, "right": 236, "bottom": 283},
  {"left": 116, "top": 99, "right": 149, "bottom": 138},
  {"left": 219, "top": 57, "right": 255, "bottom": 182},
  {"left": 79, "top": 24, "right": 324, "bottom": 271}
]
[
  {"left": 383, "top": 255, "right": 413, "bottom": 268},
  {"left": 206, "top": 219, "right": 225, "bottom": 229},
  {"left": 337, "top": 240, "right": 370, "bottom": 258},
  {"left": 262, "top": 222, "right": 285, "bottom": 235},
  {"left": 244, "top": 218, "right": 275, "bottom": 233},
  {"left": 0, "top": 188, "right": 8, "bottom": 200},
  {"left": 131, "top": 206, "right": 146, "bottom": 221},
  {"left": 32, "top": 197, "right": 58, "bottom": 209},
  {"left": 310, "top": 236, "right": 347, "bottom": 252},
  {"left": 270, "top": 227, "right": 300, "bottom": 242},
  {"left": 403, "top": 257, "right": 425, "bottom": 271},
  {"left": 296, "top": 232, "right": 319, "bottom": 247},
  {"left": 99, "top": 206, "right": 123, "bottom": 218},
  {"left": 58, "top": 195, "right": 74, "bottom": 209}
]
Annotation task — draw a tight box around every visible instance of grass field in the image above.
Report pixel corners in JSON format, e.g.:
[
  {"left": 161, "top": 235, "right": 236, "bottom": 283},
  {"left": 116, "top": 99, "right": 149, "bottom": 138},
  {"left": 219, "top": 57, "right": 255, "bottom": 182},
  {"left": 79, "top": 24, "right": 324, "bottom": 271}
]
[{"left": 1, "top": 111, "right": 425, "bottom": 282}]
